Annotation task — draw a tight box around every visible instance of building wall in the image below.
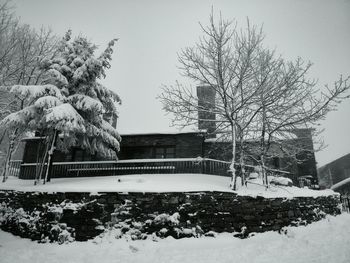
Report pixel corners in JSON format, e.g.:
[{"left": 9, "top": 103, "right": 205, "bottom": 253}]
[
  {"left": 21, "top": 138, "right": 108, "bottom": 163},
  {"left": 291, "top": 129, "right": 318, "bottom": 183},
  {"left": 118, "top": 133, "right": 205, "bottom": 160},
  {"left": 318, "top": 153, "right": 350, "bottom": 188},
  {"left": 20, "top": 130, "right": 318, "bottom": 184},
  {"left": 197, "top": 86, "right": 216, "bottom": 136},
  {"left": 203, "top": 136, "right": 317, "bottom": 183},
  {"left": 19, "top": 129, "right": 318, "bottom": 188}
]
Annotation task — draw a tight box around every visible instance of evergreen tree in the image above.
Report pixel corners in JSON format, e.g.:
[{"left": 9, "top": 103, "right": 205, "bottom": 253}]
[{"left": 1, "top": 31, "right": 121, "bottom": 182}]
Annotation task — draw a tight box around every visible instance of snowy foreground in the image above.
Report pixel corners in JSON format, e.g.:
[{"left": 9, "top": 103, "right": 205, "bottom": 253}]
[
  {"left": 0, "top": 214, "right": 349, "bottom": 263},
  {"left": 1, "top": 174, "right": 335, "bottom": 198}
]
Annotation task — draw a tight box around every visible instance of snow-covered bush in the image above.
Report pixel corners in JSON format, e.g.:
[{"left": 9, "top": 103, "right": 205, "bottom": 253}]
[
  {"left": 107, "top": 204, "right": 204, "bottom": 240},
  {"left": 49, "top": 223, "right": 74, "bottom": 244},
  {"left": 0, "top": 202, "right": 75, "bottom": 243},
  {"left": 269, "top": 176, "right": 293, "bottom": 187},
  {"left": 0, "top": 198, "right": 109, "bottom": 243},
  {"left": 153, "top": 212, "right": 180, "bottom": 226}
]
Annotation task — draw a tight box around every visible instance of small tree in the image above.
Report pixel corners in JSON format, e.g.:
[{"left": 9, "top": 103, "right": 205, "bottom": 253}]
[{"left": 1, "top": 31, "right": 121, "bottom": 183}]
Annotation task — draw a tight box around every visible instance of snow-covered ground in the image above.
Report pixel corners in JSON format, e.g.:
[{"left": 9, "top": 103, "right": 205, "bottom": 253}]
[
  {"left": 0, "top": 174, "right": 336, "bottom": 198},
  {"left": 0, "top": 213, "right": 349, "bottom": 263}
]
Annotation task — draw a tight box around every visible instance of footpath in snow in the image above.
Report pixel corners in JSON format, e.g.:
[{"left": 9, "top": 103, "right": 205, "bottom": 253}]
[
  {"left": 0, "top": 174, "right": 336, "bottom": 198},
  {"left": 0, "top": 213, "right": 349, "bottom": 263}
]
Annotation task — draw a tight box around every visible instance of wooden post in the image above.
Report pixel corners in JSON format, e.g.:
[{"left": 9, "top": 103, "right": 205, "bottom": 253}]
[
  {"left": 2, "top": 131, "right": 17, "bottom": 183},
  {"left": 44, "top": 130, "right": 58, "bottom": 183}
]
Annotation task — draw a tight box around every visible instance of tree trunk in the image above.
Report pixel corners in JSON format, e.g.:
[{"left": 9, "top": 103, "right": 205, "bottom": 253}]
[
  {"left": 43, "top": 130, "right": 58, "bottom": 184},
  {"left": 34, "top": 136, "right": 49, "bottom": 185},
  {"left": 260, "top": 91, "right": 268, "bottom": 187},
  {"left": 240, "top": 144, "right": 246, "bottom": 186},
  {"left": 34, "top": 139, "right": 43, "bottom": 185},
  {"left": 259, "top": 122, "right": 266, "bottom": 186},
  {"left": 230, "top": 124, "right": 237, "bottom": 190},
  {"left": 2, "top": 131, "right": 16, "bottom": 183},
  {"left": 260, "top": 154, "right": 268, "bottom": 187}
]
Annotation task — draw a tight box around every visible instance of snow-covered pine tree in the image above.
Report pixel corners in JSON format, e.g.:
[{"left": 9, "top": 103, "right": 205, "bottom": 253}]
[{"left": 0, "top": 31, "right": 121, "bottom": 183}]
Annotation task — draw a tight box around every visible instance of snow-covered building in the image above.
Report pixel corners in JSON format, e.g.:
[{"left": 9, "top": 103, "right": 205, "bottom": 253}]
[
  {"left": 117, "top": 130, "right": 317, "bottom": 183},
  {"left": 318, "top": 153, "right": 350, "bottom": 189},
  {"left": 331, "top": 177, "right": 350, "bottom": 195},
  {"left": 15, "top": 86, "right": 318, "bottom": 186}
]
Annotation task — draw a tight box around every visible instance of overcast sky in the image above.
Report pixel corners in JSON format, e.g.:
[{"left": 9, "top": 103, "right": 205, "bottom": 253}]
[{"left": 12, "top": 0, "right": 350, "bottom": 167}]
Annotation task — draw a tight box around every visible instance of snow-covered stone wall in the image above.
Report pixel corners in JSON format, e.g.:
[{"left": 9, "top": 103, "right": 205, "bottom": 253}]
[{"left": 0, "top": 190, "right": 341, "bottom": 242}]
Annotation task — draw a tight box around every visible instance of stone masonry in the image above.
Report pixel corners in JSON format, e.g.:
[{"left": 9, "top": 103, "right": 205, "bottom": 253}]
[{"left": 0, "top": 190, "right": 341, "bottom": 242}]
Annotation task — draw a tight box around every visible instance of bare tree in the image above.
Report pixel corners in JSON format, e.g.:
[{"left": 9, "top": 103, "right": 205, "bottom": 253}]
[
  {"left": 159, "top": 12, "right": 350, "bottom": 190},
  {"left": 159, "top": 14, "right": 268, "bottom": 189},
  {"left": 247, "top": 56, "right": 350, "bottom": 186},
  {"left": 0, "top": 2, "right": 58, "bottom": 181}
]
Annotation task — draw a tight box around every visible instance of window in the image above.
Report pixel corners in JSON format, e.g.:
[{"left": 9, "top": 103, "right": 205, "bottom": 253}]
[
  {"left": 165, "top": 147, "right": 175, "bottom": 158},
  {"left": 154, "top": 146, "right": 176, "bottom": 159},
  {"left": 74, "top": 149, "right": 84, "bottom": 162},
  {"left": 72, "top": 148, "right": 92, "bottom": 162},
  {"left": 155, "top": 147, "right": 164, "bottom": 158}
]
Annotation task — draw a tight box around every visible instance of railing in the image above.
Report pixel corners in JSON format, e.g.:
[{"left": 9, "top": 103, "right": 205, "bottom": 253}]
[
  {"left": 18, "top": 158, "right": 296, "bottom": 183},
  {"left": 18, "top": 158, "right": 232, "bottom": 180},
  {"left": 8, "top": 160, "right": 21, "bottom": 177},
  {"left": 19, "top": 160, "right": 118, "bottom": 180},
  {"left": 117, "top": 158, "right": 231, "bottom": 176},
  {"left": 340, "top": 195, "right": 350, "bottom": 213}
]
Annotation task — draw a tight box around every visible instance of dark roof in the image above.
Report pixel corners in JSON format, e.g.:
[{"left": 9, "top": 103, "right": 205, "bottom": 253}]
[
  {"left": 318, "top": 153, "right": 350, "bottom": 172},
  {"left": 120, "top": 131, "right": 206, "bottom": 136}
]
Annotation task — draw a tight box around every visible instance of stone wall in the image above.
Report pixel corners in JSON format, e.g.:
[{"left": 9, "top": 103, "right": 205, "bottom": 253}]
[{"left": 0, "top": 190, "right": 341, "bottom": 242}]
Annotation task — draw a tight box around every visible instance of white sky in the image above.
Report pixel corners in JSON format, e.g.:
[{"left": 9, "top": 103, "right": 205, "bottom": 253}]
[{"left": 12, "top": 0, "right": 350, "bottom": 167}]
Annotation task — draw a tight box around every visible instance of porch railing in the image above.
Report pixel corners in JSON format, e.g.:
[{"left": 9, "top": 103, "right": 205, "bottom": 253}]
[
  {"left": 18, "top": 158, "right": 296, "bottom": 183},
  {"left": 18, "top": 158, "right": 232, "bottom": 180},
  {"left": 19, "top": 160, "right": 118, "bottom": 180},
  {"left": 340, "top": 195, "right": 350, "bottom": 213},
  {"left": 8, "top": 160, "right": 21, "bottom": 177}
]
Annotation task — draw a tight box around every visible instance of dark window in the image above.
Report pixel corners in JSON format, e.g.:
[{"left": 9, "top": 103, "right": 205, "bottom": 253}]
[
  {"left": 74, "top": 149, "right": 84, "bottom": 162},
  {"left": 273, "top": 157, "right": 280, "bottom": 169},
  {"left": 154, "top": 147, "right": 163, "bottom": 158},
  {"left": 165, "top": 147, "right": 175, "bottom": 158},
  {"left": 120, "top": 146, "right": 153, "bottom": 160},
  {"left": 154, "top": 146, "right": 176, "bottom": 159}
]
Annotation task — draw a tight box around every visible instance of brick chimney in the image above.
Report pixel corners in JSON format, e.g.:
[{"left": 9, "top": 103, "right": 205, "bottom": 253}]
[
  {"left": 197, "top": 85, "right": 216, "bottom": 137},
  {"left": 292, "top": 128, "right": 318, "bottom": 185}
]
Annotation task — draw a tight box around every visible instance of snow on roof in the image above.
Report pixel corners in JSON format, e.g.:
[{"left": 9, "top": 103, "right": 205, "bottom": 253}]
[
  {"left": 204, "top": 137, "right": 229, "bottom": 143},
  {"left": 205, "top": 130, "right": 299, "bottom": 143},
  {"left": 319, "top": 153, "right": 350, "bottom": 171},
  {"left": 331, "top": 177, "right": 350, "bottom": 190},
  {"left": 20, "top": 131, "right": 205, "bottom": 141}
]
